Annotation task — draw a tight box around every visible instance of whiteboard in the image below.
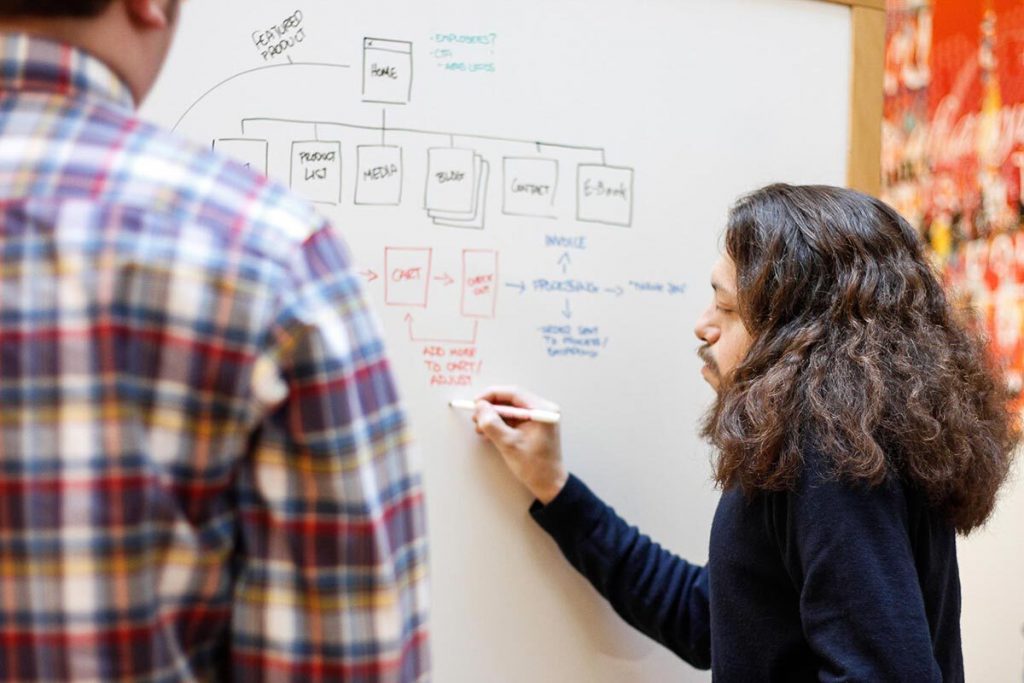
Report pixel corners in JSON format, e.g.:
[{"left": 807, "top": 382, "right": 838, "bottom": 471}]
[{"left": 142, "top": 0, "right": 852, "bottom": 680}]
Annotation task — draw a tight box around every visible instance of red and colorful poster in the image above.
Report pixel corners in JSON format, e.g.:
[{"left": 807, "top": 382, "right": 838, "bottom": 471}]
[{"left": 883, "top": 0, "right": 1024, "bottom": 398}]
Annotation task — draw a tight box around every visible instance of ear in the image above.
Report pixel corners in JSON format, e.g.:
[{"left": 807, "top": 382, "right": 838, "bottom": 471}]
[{"left": 123, "top": 0, "right": 172, "bottom": 29}]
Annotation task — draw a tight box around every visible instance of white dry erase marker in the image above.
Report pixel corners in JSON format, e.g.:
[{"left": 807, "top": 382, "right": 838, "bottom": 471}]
[{"left": 449, "top": 399, "right": 561, "bottom": 424}]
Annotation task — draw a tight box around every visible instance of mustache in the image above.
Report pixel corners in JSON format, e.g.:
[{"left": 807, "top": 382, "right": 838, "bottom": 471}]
[{"left": 697, "top": 345, "right": 719, "bottom": 375}]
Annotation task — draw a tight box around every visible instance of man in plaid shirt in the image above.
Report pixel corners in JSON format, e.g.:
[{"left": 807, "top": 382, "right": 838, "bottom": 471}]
[{"left": 0, "top": 1, "right": 429, "bottom": 680}]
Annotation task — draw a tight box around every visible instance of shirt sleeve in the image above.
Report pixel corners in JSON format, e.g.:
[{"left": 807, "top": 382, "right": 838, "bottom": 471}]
[
  {"left": 230, "top": 225, "right": 429, "bottom": 682},
  {"left": 777, "top": 455, "right": 942, "bottom": 682},
  {"left": 530, "top": 475, "right": 711, "bottom": 668}
]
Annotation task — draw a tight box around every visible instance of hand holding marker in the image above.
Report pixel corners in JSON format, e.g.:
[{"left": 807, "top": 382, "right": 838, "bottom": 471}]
[
  {"left": 449, "top": 399, "right": 561, "bottom": 424},
  {"left": 453, "top": 387, "right": 568, "bottom": 504}
]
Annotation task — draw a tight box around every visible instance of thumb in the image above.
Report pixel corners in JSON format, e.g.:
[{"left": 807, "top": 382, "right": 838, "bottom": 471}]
[{"left": 474, "top": 401, "right": 517, "bottom": 447}]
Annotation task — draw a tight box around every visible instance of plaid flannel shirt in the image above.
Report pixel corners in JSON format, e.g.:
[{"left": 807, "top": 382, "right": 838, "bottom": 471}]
[{"left": 0, "top": 33, "right": 429, "bottom": 682}]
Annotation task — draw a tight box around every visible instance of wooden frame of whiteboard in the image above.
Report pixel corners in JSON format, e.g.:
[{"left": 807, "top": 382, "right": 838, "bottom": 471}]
[{"left": 812, "top": 0, "right": 886, "bottom": 196}]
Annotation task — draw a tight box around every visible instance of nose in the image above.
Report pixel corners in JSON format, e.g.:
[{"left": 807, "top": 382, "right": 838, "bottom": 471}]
[{"left": 694, "top": 304, "right": 719, "bottom": 344}]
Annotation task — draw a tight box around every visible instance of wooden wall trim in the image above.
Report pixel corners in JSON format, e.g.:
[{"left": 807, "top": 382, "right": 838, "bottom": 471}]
[
  {"left": 846, "top": 6, "right": 886, "bottom": 195},
  {"left": 817, "top": 0, "right": 885, "bottom": 11}
]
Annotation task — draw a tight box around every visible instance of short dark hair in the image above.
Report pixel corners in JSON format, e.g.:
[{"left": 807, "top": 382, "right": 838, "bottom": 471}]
[
  {"left": 703, "top": 184, "right": 1017, "bottom": 533},
  {"left": 0, "top": 1, "right": 113, "bottom": 18}
]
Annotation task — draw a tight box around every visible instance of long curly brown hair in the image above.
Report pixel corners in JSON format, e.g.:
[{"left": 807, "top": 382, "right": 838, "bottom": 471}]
[{"left": 702, "top": 184, "right": 1017, "bottom": 533}]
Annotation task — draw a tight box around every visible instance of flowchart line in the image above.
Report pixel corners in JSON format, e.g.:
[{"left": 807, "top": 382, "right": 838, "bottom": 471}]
[
  {"left": 241, "top": 116, "right": 607, "bottom": 154},
  {"left": 172, "top": 63, "right": 352, "bottom": 132}
]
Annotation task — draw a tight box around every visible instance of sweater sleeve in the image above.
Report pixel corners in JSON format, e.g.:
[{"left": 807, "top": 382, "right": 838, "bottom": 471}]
[
  {"left": 530, "top": 475, "right": 711, "bottom": 668},
  {"left": 777, "top": 459, "right": 943, "bottom": 682}
]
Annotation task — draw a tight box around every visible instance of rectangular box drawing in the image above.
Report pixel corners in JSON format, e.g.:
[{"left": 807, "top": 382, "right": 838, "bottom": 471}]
[
  {"left": 356, "top": 145, "right": 403, "bottom": 206},
  {"left": 432, "top": 160, "right": 489, "bottom": 230},
  {"left": 503, "top": 157, "right": 558, "bottom": 218},
  {"left": 461, "top": 250, "right": 498, "bottom": 318},
  {"left": 213, "top": 138, "right": 269, "bottom": 176},
  {"left": 577, "top": 164, "right": 634, "bottom": 227},
  {"left": 385, "top": 247, "right": 432, "bottom": 307},
  {"left": 363, "top": 38, "right": 413, "bottom": 105},
  {"left": 290, "top": 140, "right": 342, "bottom": 205},
  {"left": 425, "top": 147, "right": 477, "bottom": 214},
  {"left": 428, "top": 154, "right": 480, "bottom": 219},
  {"left": 428, "top": 154, "right": 482, "bottom": 219}
]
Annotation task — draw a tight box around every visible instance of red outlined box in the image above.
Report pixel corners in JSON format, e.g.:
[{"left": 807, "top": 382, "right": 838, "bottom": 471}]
[
  {"left": 385, "top": 247, "right": 432, "bottom": 307},
  {"left": 461, "top": 249, "right": 498, "bottom": 318}
]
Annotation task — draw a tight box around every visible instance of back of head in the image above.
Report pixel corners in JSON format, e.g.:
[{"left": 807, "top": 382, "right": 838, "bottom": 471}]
[
  {"left": 0, "top": 0, "right": 181, "bottom": 105},
  {"left": 704, "top": 183, "right": 1017, "bottom": 533},
  {"left": 0, "top": 1, "right": 112, "bottom": 18}
]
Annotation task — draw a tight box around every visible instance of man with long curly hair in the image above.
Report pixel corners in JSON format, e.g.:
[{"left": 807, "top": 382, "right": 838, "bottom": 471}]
[{"left": 473, "top": 184, "right": 1017, "bottom": 680}]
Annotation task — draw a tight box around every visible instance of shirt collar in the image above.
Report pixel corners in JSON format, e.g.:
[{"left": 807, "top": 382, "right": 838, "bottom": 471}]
[{"left": 0, "top": 32, "right": 135, "bottom": 110}]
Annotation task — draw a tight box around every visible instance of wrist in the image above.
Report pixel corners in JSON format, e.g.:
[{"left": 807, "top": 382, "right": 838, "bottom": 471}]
[{"left": 532, "top": 468, "right": 569, "bottom": 505}]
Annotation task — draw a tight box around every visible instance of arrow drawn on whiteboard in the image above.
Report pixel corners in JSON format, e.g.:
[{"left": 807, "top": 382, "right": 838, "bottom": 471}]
[
  {"left": 505, "top": 281, "right": 526, "bottom": 294},
  {"left": 558, "top": 252, "right": 572, "bottom": 274},
  {"left": 562, "top": 299, "right": 573, "bottom": 319},
  {"left": 433, "top": 273, "right": 455, "bottom": 286},
  {"left": 604, "top": 286, "right": 624, "bottom": 297},
  {"left": 360, "top": 269, "right": 379, "bottom": 282},
  {"left": 404, "top": 313, "right": 479, "bottom": 344}
]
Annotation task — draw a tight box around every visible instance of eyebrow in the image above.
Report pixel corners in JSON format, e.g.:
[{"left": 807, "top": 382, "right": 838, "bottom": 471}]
[{"left": 711, "top": 279, "right": 736, "bottom": 298}]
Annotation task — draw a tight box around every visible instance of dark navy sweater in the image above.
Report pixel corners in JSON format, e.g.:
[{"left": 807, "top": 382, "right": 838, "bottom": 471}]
[{"left": 530, "top": 454, "right": 963, "bottom": 681}]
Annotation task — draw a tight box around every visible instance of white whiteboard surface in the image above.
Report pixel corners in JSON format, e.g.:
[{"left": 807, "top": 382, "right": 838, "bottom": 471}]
[{"left": 143, "top": 0, "right": 853, "bottom": 680}]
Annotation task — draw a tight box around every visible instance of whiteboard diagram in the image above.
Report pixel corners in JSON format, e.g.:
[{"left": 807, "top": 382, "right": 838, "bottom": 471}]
[
  {"left": 191, "top": 42, "right": 636, "bottom": 228},
  {"left": 171, "top": 34, "right": 692, "bottom": 393}
]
